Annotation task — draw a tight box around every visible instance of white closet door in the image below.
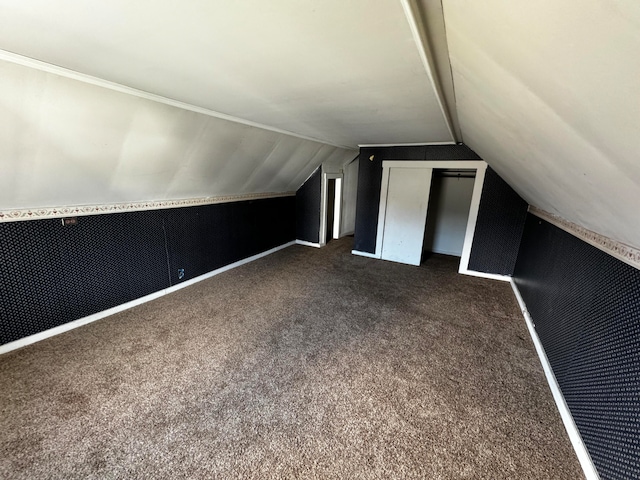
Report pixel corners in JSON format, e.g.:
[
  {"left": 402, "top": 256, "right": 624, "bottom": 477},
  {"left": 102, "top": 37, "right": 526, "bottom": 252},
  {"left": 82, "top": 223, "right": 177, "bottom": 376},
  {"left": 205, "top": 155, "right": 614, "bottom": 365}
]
[{"left": 381, "top": 167, "right": 433, "bottom": 266}]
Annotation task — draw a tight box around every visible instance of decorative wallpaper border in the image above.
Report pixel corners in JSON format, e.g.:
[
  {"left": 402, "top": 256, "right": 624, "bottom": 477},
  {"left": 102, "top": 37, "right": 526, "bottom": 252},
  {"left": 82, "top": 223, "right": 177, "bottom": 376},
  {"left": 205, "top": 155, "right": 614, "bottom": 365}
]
[
  {"left": 0, "top": 192, "right": 295, "bottom": 223},
  {"left": 529, "top": 206, "right": 640, "bottom": 271}
]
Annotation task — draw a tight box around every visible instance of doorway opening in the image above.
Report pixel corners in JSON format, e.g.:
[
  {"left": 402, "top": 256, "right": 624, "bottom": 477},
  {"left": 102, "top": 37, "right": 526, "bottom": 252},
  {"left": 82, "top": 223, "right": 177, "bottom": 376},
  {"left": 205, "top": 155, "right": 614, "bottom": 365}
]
[
  {"left": 326, "top": 179, "right": 336, "bottom": 244},
  {"left": 422, "top": 169, "right": 476, "bottom": 263},
  {"left": 320, "top": 173, "right": 343, "bottom": 246}
]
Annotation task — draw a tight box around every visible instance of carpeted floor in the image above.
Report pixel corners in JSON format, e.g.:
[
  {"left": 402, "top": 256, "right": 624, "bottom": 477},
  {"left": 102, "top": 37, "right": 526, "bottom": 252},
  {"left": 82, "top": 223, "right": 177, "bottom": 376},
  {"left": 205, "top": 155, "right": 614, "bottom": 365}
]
[{"left": 0, "top": 238, "right": 583, "bottom": 479}]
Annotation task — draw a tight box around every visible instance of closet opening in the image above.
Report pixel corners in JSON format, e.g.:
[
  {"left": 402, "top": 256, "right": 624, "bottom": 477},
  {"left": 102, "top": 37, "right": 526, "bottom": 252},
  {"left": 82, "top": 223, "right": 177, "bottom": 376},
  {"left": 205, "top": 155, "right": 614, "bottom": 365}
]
[
  {"left": 375, "top": 160, "right": 486, "bottom": 274},
  {"left": 421, "top": 169, "right": 476, "bottom": 264}
]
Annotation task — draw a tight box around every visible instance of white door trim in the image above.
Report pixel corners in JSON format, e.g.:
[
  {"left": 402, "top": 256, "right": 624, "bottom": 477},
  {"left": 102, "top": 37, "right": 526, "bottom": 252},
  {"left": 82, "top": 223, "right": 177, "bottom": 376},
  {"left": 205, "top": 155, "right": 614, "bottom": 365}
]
[
  {"left": 320, "top": 172, "right": 343, "bottom": 246},
  {"left": 374, "top": 160, "right": 488, "bottom": 276},
  {"left": 458, "top": 163, "right": 488, "bottom": 276}
]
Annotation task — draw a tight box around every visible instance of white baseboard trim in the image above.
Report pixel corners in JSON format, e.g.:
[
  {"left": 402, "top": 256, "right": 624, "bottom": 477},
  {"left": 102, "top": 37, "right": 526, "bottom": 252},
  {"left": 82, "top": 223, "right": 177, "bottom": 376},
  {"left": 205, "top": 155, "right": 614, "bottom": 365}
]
[
  {"left": 509, "top": 279, "right": 600, "bottom": 480},
  {"left": 0, "top": 241, "right": 296, "bottom": 356},
  {"left": 296, "top": 240, "right": 321, "bottom": 248},
  {"left": 458, "top": 268, "right": 510, "bottom": 282},
  {"left": 351, "top": 250, "right": 379, "bottom": 259}
]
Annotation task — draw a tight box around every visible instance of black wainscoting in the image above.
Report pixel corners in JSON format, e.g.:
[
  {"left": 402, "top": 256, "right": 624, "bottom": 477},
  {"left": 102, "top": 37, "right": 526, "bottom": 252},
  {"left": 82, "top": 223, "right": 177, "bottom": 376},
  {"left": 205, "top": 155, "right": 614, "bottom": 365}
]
[
  {"left": 514, "top": 214, "right": 640, "bottom": 480},
  {"left": 295, "top": 167, "right": 321, "bottom": 244},
  {"left": 165, "top": 197, "right": 295, "bottom": 284},
  {"left": 0, "top": 196, "right": 295, "bottom": 345},
  {"left": 468, "top": 167, "right": 528, "bottom": 275}
]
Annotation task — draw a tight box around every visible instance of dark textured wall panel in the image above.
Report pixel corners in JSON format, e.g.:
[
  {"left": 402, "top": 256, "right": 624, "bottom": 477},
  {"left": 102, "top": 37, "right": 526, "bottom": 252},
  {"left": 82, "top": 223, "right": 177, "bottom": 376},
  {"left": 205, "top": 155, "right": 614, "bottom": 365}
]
[
  {"left": 423, "top": 144, "right": 481, "bottom": 160},
  {"left": 0, "top": 196, "right": 295, "bottom": 346},
  {"left": 354, "top": 148, "right": 384, "bottom": 253},
  {"left": 296, "top": 167, "right": 321, "bottom": 243},
  {"left": 166, "top": 197, "right": 295, "bottom": 284},
  {"left": 0, "top": 212, "right": 168, "bottom": 345},
  {"left": 514, "top": 214, "right": 640, "bottom": 480},
  {"left": 468, "top": 167, "right": 528, "bottom": 275}
]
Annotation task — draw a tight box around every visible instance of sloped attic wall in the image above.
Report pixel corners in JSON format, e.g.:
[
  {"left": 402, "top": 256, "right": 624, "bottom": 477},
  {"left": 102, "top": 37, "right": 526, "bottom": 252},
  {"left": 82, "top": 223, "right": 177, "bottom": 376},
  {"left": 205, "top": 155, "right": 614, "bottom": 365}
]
[
  {"left": 442, "top": 0, "right": 640, "bottom": 250},
  {"left": 0, "top": 57, "right": 354, "bottom": 349},
  {"left": 0, "top": 59, "right": 356, "bottom": 214}
]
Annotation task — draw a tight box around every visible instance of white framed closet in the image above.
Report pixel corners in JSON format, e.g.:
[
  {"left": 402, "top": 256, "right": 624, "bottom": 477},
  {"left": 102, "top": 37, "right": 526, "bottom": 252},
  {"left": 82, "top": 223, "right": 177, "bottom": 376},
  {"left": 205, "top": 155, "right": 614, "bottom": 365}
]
[{"left": 373, "top": 160, "right": 503, "bottom": 280}]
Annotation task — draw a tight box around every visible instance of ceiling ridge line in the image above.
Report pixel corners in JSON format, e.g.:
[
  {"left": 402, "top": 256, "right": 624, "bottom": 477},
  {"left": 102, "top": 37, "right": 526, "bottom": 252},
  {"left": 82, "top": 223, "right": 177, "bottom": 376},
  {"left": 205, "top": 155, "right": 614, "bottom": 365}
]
[
  {"left": 0, "top": 192, "right": 296, "bottom": 223},
  {"left": 437, "top": 0, "right": 463, "bottom": 143},
  {"left": 0, "top": 49, "right": 355, "bottom": 151},
  {"left": 400, "top": 0, "right": 457, "bottom": 143}
]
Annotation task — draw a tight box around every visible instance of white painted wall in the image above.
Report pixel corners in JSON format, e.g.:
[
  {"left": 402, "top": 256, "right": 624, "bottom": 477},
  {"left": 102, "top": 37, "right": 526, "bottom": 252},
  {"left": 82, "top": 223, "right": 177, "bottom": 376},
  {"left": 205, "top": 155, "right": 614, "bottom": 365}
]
[
  {"left": 423, "top": 175, "right": 475, "bottom": 256},
  {"left": 340, "top": 160, "right": 359, "bottom": 236},
  {"left": 0, "top": 60, "right": 355, "bottom": 211}
]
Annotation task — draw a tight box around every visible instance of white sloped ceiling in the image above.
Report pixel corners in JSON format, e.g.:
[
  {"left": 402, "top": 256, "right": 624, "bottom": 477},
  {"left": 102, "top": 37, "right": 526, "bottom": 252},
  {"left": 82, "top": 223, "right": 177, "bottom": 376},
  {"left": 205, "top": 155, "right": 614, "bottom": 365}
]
[
  {"left": 0, "top": 0, "right": 454, "bottom": 211},
  {"left": 0, "top": 60, "right": 355, "bottom": 209},
  {"left": 0, "top": 0, "right": 452, "bottom": 147},
  {"left": 442, "top": 0, "right": 640, "bottom": 249}
]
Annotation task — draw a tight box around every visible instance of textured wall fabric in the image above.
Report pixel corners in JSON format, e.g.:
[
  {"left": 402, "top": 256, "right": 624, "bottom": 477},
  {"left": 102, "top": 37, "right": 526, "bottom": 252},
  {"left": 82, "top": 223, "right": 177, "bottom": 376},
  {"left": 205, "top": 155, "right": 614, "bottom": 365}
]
[
  {"left": 468, "top": 167, "right": 528, "bottom": 275},
  {"left": 0, "top": 196, "right": 295, "bottom": 345},
  {"left": 354, "top": 144, "right": 481, "bottom": 254},
  {"left": 295, "top": 168, "right": 322, "bottom": 244},
  {"left": 514, "top": 214, "right": 640, "bottom": 480}
]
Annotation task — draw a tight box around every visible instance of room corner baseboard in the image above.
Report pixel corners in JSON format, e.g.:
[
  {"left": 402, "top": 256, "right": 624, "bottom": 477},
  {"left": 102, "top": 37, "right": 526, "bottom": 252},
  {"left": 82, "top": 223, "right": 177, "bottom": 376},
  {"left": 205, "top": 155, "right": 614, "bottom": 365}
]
[
  {"left": 509, "top": 279, "right": 601, "bottom": 480},
  {"left": 458, "top": 268, "right": 510, "bottom": 282},
  {"left": 0, "top": 240, "right": 296, "bottom": 356},
  {"left": 351, "top": 250, "right": 379, "bottom": 259},
  {"left": 296, "top": 240, "right": 321, "bottom": 248}
]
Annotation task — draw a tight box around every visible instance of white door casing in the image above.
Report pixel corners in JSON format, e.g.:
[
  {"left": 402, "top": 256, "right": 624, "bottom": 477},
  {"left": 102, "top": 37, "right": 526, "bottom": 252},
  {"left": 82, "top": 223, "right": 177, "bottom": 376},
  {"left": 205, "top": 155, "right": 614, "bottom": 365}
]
[
  {"left": 372, "top": 161, "right": 501, "bottom": 280},
  {"left": 320, "top": 172, "right": 343, "bottom": 246}
]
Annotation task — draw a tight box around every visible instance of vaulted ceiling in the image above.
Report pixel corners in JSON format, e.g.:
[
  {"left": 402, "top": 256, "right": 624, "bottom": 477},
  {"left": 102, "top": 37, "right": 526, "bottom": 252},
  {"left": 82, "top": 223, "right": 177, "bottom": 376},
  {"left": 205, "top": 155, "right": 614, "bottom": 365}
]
[{"left": 0, "top": 0, "right": 638, "bottom": 248}]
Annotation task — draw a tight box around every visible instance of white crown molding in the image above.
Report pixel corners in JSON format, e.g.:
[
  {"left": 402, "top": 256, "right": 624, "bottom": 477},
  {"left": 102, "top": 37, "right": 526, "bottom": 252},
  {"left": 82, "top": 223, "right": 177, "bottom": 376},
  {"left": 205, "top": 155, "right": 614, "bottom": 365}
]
[
  {"left": 529, "top": 206, "right": 640, "bottom": 270},
  {"left": 0, "top": 192, "right": 295, "bottom": 223},
  {"left": 0, "top": 49, "right": 354, "bottom": 151}
]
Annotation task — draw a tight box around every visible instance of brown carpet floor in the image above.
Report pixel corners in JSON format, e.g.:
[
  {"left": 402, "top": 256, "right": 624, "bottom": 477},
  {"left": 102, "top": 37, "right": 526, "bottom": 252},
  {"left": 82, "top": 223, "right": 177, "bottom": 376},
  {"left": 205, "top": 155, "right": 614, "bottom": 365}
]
[{"left": 0, "top": 238, "right": 583, "bottom": 479}]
